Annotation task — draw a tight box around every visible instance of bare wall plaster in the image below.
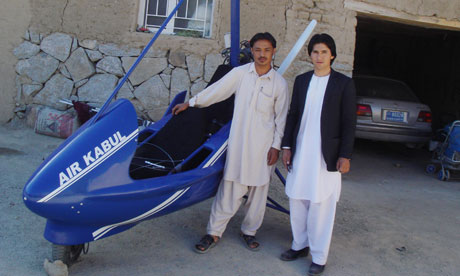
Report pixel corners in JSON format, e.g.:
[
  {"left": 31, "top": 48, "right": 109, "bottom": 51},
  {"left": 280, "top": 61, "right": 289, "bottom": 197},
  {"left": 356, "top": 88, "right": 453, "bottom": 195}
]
[{"left": 0, "top": 0, "right": 31, "bottom": 123}]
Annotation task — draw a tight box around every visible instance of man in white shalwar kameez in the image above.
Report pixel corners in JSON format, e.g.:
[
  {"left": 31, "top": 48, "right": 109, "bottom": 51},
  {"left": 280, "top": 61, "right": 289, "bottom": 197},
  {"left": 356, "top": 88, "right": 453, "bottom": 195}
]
[
  {"left": 172, "top": 32, "right": 289, "bottom": 253},
  {"left": 280, "top": 34, "right": 356, "bottom": 276}
]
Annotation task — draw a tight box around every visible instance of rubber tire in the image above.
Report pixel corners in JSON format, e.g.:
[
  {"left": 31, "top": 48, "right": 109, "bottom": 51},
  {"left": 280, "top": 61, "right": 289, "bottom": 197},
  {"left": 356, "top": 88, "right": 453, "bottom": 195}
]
[
  {"left": 51, "top": 243, "right": 84, "bottom": 266},
  {"left": 445, "top": 170, "right": 450, "bottom": 181},
  {"left": 437, "top": 169, "right": 447, "bottom": 181},
  {"left": 426, "top": 164, "right": 437, "bottom": 174}
]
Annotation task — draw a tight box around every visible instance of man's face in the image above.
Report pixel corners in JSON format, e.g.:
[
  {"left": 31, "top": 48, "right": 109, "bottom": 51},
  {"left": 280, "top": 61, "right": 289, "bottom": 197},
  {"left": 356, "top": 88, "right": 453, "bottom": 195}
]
[
  {"left": 251, "top": 39, "right": 275, "bottom": 68},
  {"left": 310, "top": 43, "right": 334, "bottom": 71}
]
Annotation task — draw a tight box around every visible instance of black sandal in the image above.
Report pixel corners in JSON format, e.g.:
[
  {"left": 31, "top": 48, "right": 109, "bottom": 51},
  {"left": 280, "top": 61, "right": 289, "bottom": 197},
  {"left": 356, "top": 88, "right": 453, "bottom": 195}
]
[
  {"left": 194, "top": 234, "right": 219, "bottom": 254},
  {"left": 239, "top": 233, "right": 260, "bottom": 251}
]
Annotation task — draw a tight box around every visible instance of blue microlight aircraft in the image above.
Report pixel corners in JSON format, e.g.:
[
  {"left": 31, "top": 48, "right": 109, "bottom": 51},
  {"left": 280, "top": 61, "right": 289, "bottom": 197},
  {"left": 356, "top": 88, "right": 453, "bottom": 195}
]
[{"left": 23, "top": 0, "right": 316, "bottom": 265}]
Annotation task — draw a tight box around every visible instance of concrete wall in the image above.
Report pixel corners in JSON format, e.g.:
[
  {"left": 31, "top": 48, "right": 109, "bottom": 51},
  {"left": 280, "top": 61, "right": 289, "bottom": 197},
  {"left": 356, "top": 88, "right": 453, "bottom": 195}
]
[
  {"left": 2, "top": 0, "right": 460, "bottom": 123},
  {"left": 24, "top": 0, "right": 359, "bottom": 69},
  {"left": 29, "top": 0, "right": 223, "bottom": 53},
  {"left": 30, "top": 0, "right": 138, "bottom": 42},
  {"left": 349, "top": 0, "right": 460, "bottom": 22},
  {"left": 0, "top": 0, "right": 31, "bottom": 123},
  {"left": 23, "top": 0, "right": 460, "bottom": 61}
]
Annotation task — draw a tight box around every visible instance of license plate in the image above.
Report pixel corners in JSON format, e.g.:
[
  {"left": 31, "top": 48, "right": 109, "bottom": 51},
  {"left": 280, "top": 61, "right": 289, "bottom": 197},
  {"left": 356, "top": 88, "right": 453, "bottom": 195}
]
[{"left": 383, "top": 110, "right": 408, "bottom": 123}]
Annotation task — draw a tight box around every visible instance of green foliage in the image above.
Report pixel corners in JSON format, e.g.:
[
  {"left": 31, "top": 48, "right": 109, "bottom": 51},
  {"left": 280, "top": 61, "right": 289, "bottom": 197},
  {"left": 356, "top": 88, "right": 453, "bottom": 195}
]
[{"left": 174, "top": 30, "right": 203, "bottom": 38}]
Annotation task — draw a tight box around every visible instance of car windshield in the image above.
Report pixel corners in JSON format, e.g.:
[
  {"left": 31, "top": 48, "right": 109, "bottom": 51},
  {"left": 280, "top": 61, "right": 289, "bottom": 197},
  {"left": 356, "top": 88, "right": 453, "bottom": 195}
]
[{"left": 354, "top": 77, "right": 419, "bottom": 102}]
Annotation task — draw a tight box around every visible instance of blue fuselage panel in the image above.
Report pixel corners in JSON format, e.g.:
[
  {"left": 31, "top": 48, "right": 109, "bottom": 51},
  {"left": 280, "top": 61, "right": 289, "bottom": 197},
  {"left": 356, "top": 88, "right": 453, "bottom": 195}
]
[{"left": 23, "top": 98, "right": 230, "bottom": 245}]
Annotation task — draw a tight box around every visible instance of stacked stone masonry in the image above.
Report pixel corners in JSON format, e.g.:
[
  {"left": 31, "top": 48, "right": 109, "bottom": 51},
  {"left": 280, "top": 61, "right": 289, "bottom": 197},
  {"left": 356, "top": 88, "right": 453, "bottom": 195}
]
[
  {"left": 13, "top": 31, "right": 225, "bottom": 122},
  {"left": 14, "top": 31, "right": 352, "bottom": 124},
  {"left": 13, "top": 26, "right": 355, "bottom": 124},
  {"left": 3, "top": 0, "right": 459, "bottom": 124}
]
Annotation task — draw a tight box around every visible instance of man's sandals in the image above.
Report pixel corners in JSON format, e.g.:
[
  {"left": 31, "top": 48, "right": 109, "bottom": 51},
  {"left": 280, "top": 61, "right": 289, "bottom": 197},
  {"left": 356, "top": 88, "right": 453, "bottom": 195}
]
[
  {"left": 239, "top": 233, "right": 260, "bottom": 251},
  {"left": 194, "top": 234, "right": 219, "bottom": 254},
  {"left": 194, "top": 233, "right": 260, "bottom": 253}
]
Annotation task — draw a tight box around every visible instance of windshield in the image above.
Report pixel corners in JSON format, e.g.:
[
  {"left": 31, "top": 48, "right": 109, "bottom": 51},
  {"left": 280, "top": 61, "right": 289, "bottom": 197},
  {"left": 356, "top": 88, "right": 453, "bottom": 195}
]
[{"left": 354, "top": 77, "right": 419, "bottom": 102}]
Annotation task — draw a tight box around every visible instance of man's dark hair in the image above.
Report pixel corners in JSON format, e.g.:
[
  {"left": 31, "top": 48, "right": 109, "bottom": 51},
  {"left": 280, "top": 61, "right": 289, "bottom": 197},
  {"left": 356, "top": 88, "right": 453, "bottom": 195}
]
[
  {"left": 250, "top": 32, "right": 277, "bottom": 48},
  {"left": 307, "top": 33, "right": 337, "bottom": 64}
]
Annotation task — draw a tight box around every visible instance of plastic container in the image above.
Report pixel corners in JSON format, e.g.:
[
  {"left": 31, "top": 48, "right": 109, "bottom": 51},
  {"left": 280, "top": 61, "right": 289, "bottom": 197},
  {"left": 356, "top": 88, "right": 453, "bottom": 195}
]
[{"left": 34, "top": 107, "right": 79, "bottom": 138}]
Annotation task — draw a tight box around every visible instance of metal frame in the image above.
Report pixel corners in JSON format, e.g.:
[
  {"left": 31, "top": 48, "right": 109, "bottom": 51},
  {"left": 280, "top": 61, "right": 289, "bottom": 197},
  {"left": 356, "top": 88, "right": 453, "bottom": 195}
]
[
  {"left": 230, "top": 0, "right": 240, "bottom": 67},
  {"left": 92, "top": 0, "right": 187, "bottom": 125},
  {"left": 270, "top": 168, "right": 289, "bottom": 214},
  {"left": 91, "top": 0, "right": 290, "bottom": 216}
]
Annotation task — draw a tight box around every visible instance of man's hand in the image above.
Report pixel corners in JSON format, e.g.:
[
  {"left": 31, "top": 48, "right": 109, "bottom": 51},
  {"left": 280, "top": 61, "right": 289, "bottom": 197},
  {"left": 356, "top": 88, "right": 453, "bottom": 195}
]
[
  {"left": 172, "top": 102, "right": 190, "bottom": 115},
  {"left": 282, "top": 149, "right": 292, "bottom": 172},
  {"left": 267, "top": 147, "right": 280, "bottom": 166},
  {"left": 336, "top": 157, "right": 351, "bottom": 174}
]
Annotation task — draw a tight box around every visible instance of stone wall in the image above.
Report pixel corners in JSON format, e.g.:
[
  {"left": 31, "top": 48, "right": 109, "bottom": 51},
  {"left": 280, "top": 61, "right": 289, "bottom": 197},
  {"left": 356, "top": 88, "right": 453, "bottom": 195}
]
[
  {"left": 13, "top": 31, "right": 224, "bottom": 122},
  {"left": 2, "top": 0, "right": 460, "bottom": 124},
  {"left": 24, "top": 0, "right": 362, "bottom": 77}
]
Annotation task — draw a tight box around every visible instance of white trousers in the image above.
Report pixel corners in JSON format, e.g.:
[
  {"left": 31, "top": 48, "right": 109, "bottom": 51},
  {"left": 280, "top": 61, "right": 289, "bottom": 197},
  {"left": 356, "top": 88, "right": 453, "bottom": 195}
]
[
  {"left": 207, "top": 180, "right": 269, "bottom": 237},
  {"left": 289, "top": 193, "right": 337, "bottom": 265}
]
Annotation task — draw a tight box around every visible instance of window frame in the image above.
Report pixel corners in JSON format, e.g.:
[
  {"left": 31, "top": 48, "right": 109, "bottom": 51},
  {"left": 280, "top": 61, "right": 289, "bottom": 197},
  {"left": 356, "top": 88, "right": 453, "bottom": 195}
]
[{"left": 137, "top": 0, "right": 215, "bottom": 38}]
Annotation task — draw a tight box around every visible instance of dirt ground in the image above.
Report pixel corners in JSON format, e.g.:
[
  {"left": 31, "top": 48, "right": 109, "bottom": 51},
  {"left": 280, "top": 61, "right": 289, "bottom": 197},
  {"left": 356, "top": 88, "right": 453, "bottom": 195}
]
[{"left": 1, "top": 121, "right": 459, "bottom": 276}]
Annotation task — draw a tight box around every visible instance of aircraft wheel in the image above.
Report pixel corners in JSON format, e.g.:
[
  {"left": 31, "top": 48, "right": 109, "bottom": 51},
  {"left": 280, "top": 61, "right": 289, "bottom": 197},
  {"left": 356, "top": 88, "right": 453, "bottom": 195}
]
[
  {"left": 51, "top": 243, "right": 84, "bottom": 266},
  {"left": 425, "top": 164, "right": 437, "bottom": 174}
]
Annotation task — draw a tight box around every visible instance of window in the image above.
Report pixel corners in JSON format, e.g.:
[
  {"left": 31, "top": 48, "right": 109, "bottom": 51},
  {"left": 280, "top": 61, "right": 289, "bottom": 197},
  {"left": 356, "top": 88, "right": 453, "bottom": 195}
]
[
  {"left": 354, "top": 77, "right": 420, "bottom": 102},
  {"left": 138, "top": 0, "right": 214, "bottom": 38}
]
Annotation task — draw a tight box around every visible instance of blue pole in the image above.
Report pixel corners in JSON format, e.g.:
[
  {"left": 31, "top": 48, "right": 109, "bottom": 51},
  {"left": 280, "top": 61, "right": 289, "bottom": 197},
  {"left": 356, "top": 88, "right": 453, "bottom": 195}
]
[
  {"left": 275, "top": 168, "right": 286, "bottom": 186},
  {"left": 89, "top": 0, "right": 186, "bottom": 126},
  {"left": 230, "top": 0, "right": 240, "bottom": 67}
]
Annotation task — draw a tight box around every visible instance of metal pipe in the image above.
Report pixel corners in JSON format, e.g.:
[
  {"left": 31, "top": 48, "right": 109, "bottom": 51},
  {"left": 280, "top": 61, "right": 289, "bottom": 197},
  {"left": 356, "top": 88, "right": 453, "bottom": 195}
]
[
  {"left": 277, "top": 20, "right": 317, "bottom": 76},
  {"left": 89, "top": 0, "right": 186, "bottom": 126},
  {"left": 275, "top": 168, "right": 286, "bottom": 186},
  {"left": 230, "top": 0, "right": 240, "bottom": 67}
]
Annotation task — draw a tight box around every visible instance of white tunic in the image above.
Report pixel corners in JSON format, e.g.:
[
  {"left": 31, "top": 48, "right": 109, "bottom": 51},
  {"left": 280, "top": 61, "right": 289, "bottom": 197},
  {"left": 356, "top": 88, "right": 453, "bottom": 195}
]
[
  {"left": 285, "top": 74, "right": 341, "bottom": 203},
  {"left": 189, "top": 63, "right": 289, "bottom": 186}
]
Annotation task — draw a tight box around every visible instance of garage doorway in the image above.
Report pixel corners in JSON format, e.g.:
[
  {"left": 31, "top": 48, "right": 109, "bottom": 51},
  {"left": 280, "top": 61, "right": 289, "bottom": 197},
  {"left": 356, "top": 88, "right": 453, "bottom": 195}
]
[{"left": 353, "top": 16, "right": 460, "bottom": 129}]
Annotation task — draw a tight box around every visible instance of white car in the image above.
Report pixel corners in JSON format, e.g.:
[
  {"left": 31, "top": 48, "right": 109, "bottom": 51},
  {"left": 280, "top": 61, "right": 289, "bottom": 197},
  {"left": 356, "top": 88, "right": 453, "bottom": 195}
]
[{"left": 354, "top": 76, "right": 432, "bottom": 145}]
